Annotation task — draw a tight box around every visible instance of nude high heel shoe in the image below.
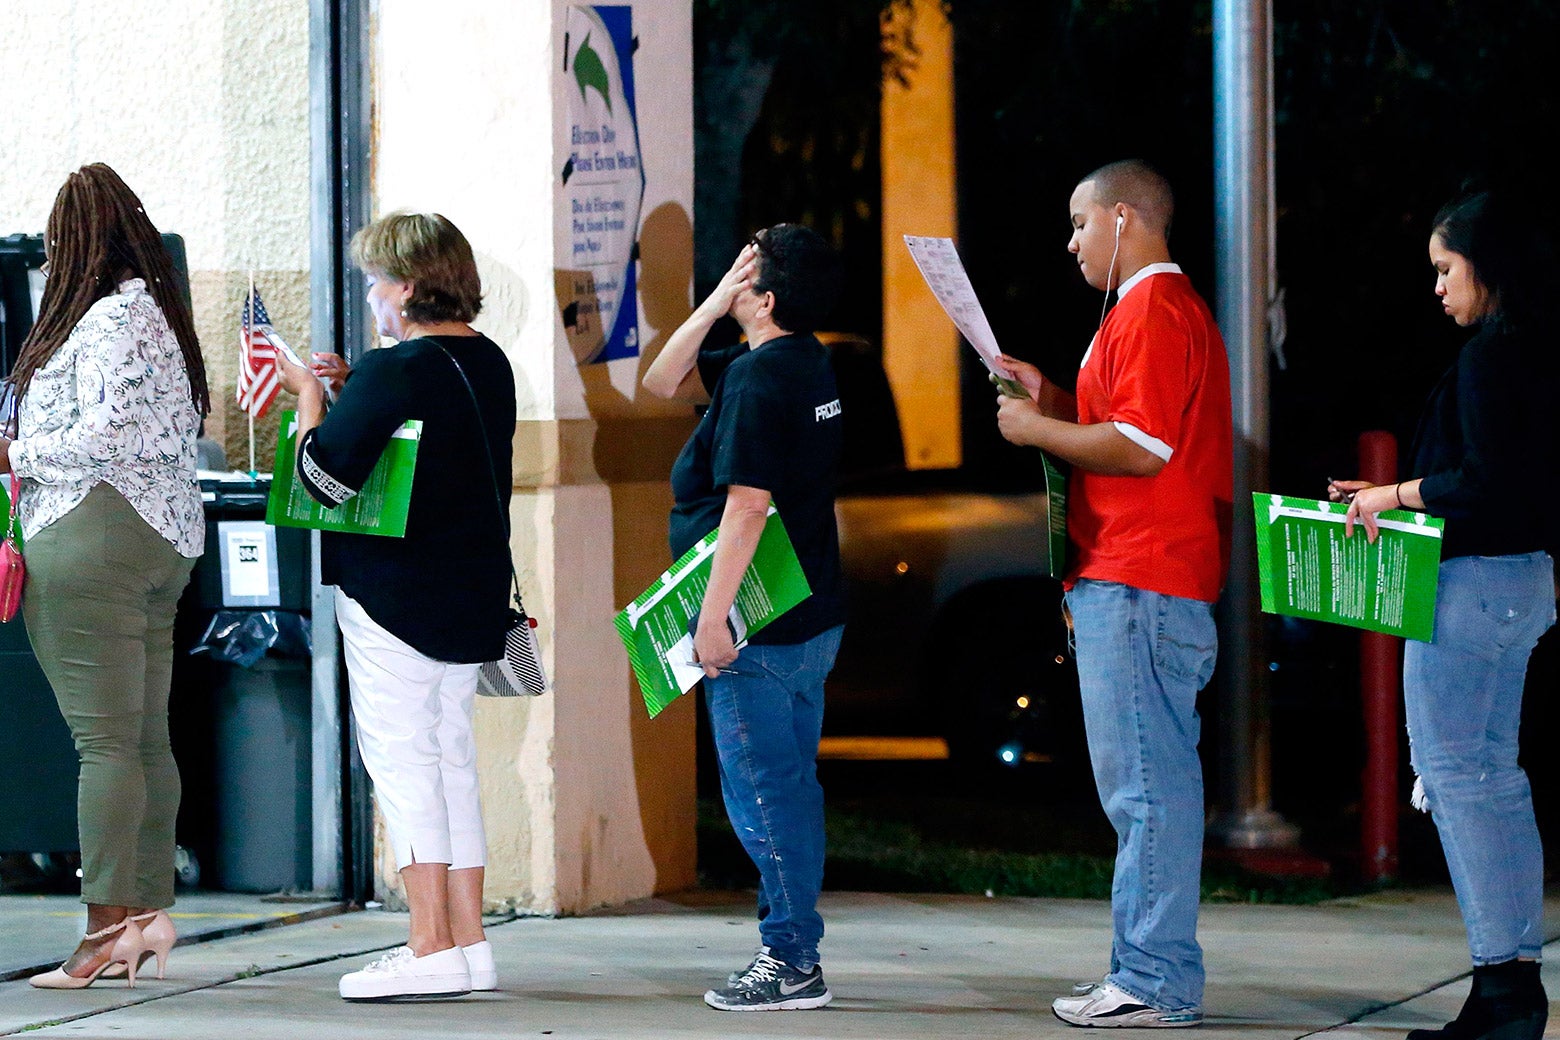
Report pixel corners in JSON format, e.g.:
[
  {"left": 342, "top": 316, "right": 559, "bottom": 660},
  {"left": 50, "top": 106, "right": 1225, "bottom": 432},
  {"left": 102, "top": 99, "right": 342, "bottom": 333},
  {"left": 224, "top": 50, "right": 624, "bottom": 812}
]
[
  {"left": 131, "top": 910, "right": 175, "bottom": 979},
  {"left": 101, "top": 910, "right": 176, "bottom": 980},
  {"left": 30, "top": 918, "right": 148, "bottom": 989}
]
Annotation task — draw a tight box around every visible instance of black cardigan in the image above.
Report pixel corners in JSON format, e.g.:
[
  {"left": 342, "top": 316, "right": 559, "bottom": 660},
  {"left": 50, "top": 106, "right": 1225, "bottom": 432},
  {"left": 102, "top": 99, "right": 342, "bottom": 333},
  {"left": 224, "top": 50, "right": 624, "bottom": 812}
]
[
  {"left": 1410, "top": 318, "right": 1560, "bottom": 561},
  {"left": 299, "top": 334, "right": 516, "bottom": 662}
]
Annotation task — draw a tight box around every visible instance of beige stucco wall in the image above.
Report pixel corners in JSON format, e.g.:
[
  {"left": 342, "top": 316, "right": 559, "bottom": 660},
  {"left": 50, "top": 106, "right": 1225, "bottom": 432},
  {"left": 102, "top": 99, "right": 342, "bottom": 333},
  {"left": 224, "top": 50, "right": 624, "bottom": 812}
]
[
  {"left": 0, "top": 1, "right": 313, "bottom": 471},
  {"left": 375, "top": 0, "right": 697, "bottom": 914}
]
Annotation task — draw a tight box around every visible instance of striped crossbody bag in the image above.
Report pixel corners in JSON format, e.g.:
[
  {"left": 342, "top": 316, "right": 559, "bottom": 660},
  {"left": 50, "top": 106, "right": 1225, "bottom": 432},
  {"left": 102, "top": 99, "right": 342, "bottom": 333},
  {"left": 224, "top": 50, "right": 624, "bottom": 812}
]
[{"left": 433, "top": 343, "right": 549, "bottom": 696}]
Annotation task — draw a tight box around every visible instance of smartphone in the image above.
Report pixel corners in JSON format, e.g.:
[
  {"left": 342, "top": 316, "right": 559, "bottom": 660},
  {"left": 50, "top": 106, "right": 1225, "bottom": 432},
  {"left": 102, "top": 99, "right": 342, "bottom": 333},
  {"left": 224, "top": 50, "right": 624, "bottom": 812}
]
[{"left": 687, "top": 606, "right": 748, "bottom": 647}]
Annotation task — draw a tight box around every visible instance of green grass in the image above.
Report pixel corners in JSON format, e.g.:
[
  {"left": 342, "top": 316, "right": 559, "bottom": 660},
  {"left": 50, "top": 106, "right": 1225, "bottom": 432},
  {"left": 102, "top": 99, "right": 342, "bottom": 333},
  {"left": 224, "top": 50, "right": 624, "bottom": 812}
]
[{"left": 698, "top": 798, "right": 1366, "bottom": 905}]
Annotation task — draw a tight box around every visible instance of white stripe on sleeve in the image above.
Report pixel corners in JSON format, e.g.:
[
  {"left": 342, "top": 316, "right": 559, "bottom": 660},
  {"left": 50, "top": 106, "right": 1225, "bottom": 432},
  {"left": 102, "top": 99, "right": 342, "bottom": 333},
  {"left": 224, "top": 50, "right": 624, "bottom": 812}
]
[{"left": 1112, "top": 421, "right": 1173, "bottom": 462}]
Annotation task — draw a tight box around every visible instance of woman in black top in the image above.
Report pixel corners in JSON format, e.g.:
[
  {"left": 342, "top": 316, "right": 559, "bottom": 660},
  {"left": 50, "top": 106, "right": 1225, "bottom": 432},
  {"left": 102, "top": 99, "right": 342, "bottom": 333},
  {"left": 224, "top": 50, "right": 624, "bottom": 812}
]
[
  {"left": 276, "top": 211, "right": 515, "bottom": 1002},
  {"left": 1332, "top": 187, "right": 1558, "bottom": 1040}
]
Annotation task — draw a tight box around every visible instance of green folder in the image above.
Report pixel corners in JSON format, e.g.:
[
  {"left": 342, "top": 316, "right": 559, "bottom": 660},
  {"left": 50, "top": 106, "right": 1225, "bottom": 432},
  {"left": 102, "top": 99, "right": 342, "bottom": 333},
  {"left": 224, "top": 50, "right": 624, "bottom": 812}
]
[
  {"left": 617, "top": 507, "right": 812, "bottom": 719},
  {"left": 266, "top": 409, "right": 421, "bottom": 537},
  {"left": 1252, "top": 492, "right": 1445, "bottom": 642}
]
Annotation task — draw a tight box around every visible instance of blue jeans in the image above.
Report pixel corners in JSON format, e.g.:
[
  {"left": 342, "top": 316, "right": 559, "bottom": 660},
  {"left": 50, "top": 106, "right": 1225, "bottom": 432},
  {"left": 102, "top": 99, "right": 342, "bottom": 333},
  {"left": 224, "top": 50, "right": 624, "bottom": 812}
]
[
  {"left": 1065, "top": 579, "right": 1217, "bottom": 1012},
  {"left": 704, "top": 625, "right": 844, "bottom": 969},
  {"left": 1404, "top": 552, "right": 1556, "bottom": 965}
]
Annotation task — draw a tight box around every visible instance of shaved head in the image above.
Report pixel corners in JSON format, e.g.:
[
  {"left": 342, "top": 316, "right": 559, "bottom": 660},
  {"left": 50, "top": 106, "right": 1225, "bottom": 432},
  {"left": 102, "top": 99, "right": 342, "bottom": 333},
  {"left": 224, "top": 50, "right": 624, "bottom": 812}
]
[{"left": 1078, "top": 159, "right": 1175, "bottom": 239}]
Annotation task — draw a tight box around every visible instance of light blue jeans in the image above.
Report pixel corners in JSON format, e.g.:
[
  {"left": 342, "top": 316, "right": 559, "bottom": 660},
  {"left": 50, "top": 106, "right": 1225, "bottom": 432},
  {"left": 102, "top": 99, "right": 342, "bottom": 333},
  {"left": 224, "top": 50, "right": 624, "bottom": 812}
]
[
  {"left": 1065, "top": 579, "right": 1218, "bottom": 1012},
  {"left": 1404, "top": 552, "right": 1556, "bottom": 965},
  {"left": 703, "top": 625, "right": 844, "bottom": 969}
]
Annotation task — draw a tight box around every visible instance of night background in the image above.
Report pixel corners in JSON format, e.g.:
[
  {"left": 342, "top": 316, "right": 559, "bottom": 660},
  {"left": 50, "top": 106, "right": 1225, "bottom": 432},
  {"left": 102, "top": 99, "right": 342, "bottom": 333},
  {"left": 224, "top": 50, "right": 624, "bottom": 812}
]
[{"left": 692, "top": 0, "right": 1560, "bottom": 888}]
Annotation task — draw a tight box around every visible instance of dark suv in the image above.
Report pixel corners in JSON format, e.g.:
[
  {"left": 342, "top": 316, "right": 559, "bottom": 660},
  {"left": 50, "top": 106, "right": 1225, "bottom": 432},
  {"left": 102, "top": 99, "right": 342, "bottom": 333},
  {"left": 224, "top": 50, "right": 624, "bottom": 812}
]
[{"left": 823, "top": 334, "right": 1082, "bottom": 772}]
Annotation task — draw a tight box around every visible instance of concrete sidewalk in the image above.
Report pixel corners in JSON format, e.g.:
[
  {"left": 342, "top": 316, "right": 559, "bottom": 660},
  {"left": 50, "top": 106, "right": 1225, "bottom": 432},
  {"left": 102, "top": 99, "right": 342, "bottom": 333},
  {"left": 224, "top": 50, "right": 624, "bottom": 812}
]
[{"left": 1, "top": 887, "right": 1556, "bottom": 1039}]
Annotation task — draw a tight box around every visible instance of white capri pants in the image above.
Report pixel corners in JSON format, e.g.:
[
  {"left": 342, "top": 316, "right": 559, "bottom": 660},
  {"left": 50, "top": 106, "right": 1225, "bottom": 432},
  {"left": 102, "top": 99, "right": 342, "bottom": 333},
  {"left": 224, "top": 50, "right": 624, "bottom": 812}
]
[{"left": 335, "top": 589, "right": 487, "bottom": 871}]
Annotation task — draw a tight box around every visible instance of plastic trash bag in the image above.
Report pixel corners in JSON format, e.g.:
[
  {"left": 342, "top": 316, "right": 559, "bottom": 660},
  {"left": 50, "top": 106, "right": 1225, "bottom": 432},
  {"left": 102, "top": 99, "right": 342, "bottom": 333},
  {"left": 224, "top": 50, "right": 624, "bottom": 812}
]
[{"left": 190, "top": 610, "right": 311, "bottom": 667}]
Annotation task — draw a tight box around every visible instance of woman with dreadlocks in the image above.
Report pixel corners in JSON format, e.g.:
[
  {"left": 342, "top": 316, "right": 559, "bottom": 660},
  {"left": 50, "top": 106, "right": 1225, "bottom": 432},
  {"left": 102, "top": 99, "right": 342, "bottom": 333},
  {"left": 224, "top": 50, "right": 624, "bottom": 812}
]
[{"left": 0, "top": 163, "right": 209, "bottom": 990}]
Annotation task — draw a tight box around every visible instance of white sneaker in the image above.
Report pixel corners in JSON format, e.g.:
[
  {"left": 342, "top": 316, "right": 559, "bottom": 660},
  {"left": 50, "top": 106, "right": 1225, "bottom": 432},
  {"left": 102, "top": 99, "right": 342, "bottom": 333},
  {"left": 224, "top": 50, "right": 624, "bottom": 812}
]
[
  {"left": 461, "top": 940, "right": 497, "bottom": 991},
  {"left": 338, "top": 946, "right": 471, "bottom": 1002},
  {"left": 1051, "top": 981, "right": 1203, "bottom": 1028}
]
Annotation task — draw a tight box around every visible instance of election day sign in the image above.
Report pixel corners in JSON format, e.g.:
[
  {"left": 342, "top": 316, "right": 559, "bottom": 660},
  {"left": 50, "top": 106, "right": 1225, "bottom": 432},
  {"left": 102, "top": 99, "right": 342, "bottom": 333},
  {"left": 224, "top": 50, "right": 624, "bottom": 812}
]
[{"left": 556, "top": 4, "right": 645, "bottom": 364}]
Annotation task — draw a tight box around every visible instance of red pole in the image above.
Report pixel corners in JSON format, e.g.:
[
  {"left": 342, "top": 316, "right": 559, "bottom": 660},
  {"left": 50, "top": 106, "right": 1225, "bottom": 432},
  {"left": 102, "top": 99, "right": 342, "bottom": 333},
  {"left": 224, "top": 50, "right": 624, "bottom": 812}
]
[{"left": 1358, "top": 430, "right": 1400, "bottom": 883}]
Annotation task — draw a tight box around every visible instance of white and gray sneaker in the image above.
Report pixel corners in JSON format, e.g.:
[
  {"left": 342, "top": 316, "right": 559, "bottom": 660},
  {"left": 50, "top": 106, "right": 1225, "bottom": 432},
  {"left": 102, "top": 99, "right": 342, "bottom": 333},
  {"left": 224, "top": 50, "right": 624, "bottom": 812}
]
[
  {"left": 1051, "top": 981, "right": 1202, "bottom": 1028},
  {"left": 338, "top": 946, "right": 472, "bottom": 1002},
  {"left": 461, "top": 940, "right": 497, "bottom": 991},
  {"left": 703, "top": 951, "right": 832, "bottom": 1011}
]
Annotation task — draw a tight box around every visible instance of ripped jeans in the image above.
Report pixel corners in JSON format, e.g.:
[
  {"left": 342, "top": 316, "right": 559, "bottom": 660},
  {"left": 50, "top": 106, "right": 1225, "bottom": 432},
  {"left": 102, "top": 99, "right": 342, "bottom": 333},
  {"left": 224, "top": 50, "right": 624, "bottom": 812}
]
[
  {"left": 704, "top": 625, "right": 844, "bottom": 969},
  {"left": 1405, "top": 552, "right": 1556, "bottom": 965}
]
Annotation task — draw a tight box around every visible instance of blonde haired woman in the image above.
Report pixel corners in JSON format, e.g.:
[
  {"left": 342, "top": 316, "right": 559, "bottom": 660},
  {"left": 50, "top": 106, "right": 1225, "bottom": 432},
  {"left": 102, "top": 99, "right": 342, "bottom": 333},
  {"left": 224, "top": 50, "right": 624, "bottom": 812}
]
[{"left": 276, "top": 211, "right": 516, "bottom": 1002}]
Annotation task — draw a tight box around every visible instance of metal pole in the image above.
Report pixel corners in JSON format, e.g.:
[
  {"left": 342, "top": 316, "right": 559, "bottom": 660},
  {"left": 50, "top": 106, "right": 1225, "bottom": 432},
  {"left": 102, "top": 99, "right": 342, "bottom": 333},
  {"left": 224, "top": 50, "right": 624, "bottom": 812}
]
[
  {"left": 309, "top": 0, "right": 373, "bottom": 899},
  {"left": 1209, "top": 0, "right": 1298, "bottom": 848}
]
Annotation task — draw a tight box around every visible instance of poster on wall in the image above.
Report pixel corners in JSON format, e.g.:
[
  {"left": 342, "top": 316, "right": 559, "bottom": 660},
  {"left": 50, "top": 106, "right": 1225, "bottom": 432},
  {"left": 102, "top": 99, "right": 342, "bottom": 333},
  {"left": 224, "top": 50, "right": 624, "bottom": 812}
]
[{"left": 556, "top": 4, "right": 646, "bottom": 365}]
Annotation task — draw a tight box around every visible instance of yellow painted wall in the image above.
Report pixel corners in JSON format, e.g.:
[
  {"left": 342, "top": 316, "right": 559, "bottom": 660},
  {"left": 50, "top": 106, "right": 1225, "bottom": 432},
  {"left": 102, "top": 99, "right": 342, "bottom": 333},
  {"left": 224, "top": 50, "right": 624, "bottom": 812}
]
[{"left": 881, "top": 0, "right": 961, "bottom": 470}]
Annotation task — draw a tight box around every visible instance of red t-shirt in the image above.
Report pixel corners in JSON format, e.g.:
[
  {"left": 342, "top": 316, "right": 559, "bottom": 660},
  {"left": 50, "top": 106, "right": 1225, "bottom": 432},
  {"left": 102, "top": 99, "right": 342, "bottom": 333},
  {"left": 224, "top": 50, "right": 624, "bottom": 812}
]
[{"left": 1065, "top": 269, "right": 1233, "bottom": 603}]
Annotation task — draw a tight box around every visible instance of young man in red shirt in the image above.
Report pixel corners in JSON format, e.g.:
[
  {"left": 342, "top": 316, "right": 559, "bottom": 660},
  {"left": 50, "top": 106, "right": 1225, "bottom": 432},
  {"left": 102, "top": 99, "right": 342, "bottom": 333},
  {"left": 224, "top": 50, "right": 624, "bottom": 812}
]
[{"left": 996, "top": 159, "right": 1233, "bottom": 1028}]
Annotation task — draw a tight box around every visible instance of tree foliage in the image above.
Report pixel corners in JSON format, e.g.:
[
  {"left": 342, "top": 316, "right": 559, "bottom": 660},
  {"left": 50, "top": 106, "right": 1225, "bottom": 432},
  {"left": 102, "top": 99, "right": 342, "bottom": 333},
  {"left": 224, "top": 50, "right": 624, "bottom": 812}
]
[{"left": 692, "top": 0, "right": 923, "bottom": 322}]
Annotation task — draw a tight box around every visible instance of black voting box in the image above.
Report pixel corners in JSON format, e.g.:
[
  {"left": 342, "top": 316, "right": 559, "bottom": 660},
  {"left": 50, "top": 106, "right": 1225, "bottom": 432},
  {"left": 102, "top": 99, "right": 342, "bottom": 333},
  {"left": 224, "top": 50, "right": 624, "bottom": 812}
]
[
  {"left": 0, "top": 232, "right": 196, "bottom": 864},
  {"left": 0, "top": 233, "right": 191, "bottom": 375},
  {"left": 0, "top": 235, "right": 76, "bottom": 857}
]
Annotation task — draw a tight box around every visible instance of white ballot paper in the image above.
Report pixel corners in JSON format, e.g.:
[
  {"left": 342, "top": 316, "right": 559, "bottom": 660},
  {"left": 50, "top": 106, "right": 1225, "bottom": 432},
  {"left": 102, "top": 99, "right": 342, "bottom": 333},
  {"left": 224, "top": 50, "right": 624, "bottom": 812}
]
[
  {"left": 903, "top": 234, "right": 1071, "bottom": 579},
  {"left": 903, "top": 235, "right": 1026, "bottom": 398}
]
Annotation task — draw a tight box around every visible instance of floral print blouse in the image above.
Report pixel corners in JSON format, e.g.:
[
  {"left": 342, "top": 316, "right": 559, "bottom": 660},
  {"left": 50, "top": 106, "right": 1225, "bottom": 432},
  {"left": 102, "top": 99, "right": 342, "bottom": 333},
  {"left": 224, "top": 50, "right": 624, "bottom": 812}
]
[{"left": 10, "top": 279, "right": 204, "bottom": 558}]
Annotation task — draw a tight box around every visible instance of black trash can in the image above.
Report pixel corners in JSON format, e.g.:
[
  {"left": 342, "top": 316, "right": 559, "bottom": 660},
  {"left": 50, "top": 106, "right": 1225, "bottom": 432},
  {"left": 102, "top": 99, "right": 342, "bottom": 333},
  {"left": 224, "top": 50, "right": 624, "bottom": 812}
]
[
  {"left": 211, "top": 654, "right": 312, "bottom": 892},
  {"left": 178, "top": 474, "right": 314, "bottom": 893}
]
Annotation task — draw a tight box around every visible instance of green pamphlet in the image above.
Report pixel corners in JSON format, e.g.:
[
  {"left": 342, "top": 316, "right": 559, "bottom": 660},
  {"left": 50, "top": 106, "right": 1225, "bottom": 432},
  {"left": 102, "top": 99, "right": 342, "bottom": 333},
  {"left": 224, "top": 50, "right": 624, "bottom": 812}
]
[
  {"left": 1040, "top": 453, "right": 1068, "bottom": 580},
  {"left": 991, "top": 378, "right": 1069, "bottom": 580},
  {"left": 266, "top": 409, "right": 421, "bottom": 537},
  {"left": 1252, "top": 492, "right": 1444, "bottom": 642},
  {"left": 616, "top": 507, "right": 812, "bottom": 719}
]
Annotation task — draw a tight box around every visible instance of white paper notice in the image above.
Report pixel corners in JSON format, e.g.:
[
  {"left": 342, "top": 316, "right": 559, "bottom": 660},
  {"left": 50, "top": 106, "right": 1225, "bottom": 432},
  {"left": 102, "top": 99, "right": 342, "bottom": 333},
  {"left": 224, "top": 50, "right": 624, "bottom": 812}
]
[
  {"left": 902, "top": 235, "right": 1021, "bottom": 391},
  {"left": 219, "top": 521, "right": 278, "bottom": 604}
]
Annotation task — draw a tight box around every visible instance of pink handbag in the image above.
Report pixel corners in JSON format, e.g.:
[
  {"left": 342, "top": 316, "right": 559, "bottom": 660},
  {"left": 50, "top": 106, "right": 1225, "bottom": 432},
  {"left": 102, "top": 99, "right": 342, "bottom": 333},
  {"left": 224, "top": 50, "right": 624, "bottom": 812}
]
[{"left": 1, "top": 472, "right": 23, "bottom": 624}]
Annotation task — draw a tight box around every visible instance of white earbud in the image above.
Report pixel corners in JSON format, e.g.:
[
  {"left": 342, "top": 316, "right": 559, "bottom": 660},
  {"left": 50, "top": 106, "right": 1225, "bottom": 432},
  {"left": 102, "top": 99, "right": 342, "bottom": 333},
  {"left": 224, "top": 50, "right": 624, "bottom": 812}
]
[{"left": 1116, "top": 213, "right": 1125, "bottom": 235}]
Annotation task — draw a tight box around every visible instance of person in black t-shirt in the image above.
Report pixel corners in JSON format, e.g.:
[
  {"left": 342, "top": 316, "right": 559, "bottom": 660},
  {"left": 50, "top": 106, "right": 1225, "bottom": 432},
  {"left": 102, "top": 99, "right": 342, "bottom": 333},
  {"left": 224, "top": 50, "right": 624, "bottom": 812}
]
[
  {"left": 644, "top": 223, "right": 845, "bottom": 1012},
  {"left": 276, "top": 211, "right": 513, "bottom": 1003}
]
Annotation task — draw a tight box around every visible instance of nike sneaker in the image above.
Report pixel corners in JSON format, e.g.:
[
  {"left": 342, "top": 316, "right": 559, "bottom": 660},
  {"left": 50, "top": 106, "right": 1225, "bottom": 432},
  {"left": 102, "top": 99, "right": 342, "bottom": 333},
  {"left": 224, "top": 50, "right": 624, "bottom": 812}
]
[{"left": 702, "top": 950, "right": 832, "bottom": 1012}]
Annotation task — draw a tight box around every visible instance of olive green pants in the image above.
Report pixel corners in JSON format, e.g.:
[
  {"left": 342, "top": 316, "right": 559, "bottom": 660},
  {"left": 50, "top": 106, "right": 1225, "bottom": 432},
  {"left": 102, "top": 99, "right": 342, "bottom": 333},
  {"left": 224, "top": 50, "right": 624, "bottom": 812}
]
[{"left": 22, "top": 483, "right": 196, "bottom": 908}]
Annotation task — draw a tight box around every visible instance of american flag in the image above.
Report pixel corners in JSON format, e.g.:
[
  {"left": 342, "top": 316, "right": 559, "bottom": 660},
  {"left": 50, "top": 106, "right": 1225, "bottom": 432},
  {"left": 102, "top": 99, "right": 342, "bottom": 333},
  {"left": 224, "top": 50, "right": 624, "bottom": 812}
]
[{"left": 236, "top": 288, "right": 287, "bottom": 418}]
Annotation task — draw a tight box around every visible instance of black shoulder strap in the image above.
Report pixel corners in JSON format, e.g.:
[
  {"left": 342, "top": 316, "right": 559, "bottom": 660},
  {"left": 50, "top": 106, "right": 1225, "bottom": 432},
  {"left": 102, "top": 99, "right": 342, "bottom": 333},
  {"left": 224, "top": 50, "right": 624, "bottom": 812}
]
[{"left": 431, "top": 342, "right": 522, "bottom": 607}]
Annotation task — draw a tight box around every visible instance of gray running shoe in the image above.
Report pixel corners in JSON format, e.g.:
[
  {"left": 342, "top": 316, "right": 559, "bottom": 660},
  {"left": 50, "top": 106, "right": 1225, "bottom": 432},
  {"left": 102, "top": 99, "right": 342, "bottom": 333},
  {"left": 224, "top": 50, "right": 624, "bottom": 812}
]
[{"left": 703, "top": 951, "right": 832, "bottom": 1012}]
